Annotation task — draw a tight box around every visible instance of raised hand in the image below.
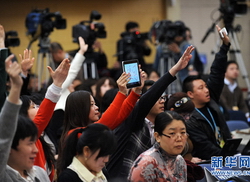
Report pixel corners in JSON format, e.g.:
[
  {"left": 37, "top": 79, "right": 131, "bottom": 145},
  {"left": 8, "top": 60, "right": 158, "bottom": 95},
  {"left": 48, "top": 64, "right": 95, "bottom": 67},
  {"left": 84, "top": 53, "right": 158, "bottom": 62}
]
[
  {"left": 169, "top": 45, "right": 195, "bottom": 76},
  {"left": 216, "top": 25, "right": 230, "bottom": 46},
  {"left": 19, "top": 49, "right": 35, "bottom": 77},
  {"left": 47, "top": 58, "right": 70, "bottom": 87},
  {"left": 116, "top": 72, "right": 130, "bottom": 95},
  {"left": 78, "top": 37, "right": 88, "bottom": 55},
  {"left": 5, "top": 54, "right": 23, "bottom": 87},
  {"left": 132, "top": 66, "right": 147, "bottom": 95}
]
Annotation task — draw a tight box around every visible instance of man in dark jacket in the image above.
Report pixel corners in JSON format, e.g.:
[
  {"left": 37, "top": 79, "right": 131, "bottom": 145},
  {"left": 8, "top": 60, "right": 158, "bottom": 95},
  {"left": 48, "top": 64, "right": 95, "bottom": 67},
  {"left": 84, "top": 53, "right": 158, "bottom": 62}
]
[{"left": 182, "top": 25, "right": 232, "bottom": 160}]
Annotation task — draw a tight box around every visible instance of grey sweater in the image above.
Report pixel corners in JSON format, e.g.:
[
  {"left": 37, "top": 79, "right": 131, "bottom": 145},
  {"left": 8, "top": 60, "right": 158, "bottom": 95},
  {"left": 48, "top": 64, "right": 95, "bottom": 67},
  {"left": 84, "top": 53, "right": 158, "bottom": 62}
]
[{"left": 0, "top": 99, "right": 50, "bottom": 182}]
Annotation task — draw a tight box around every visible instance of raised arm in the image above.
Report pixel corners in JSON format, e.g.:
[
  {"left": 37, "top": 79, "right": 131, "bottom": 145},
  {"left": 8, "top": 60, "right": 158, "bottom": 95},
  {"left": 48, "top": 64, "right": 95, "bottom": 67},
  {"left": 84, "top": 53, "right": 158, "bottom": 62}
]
[
  {"left": 207, "top": 25, "right": 231, "bottom": 102},
  {"left": 96, "top": 72, "right": 131, "bottom": 129},
  {"left": 128, "top": 45, "right": 195, "bottom": 130},
  {"left": 34, "top": 58, "right": 70, "bottom": 136},
  {"left": 61, "top": 37, "right": 88, "bottom": 91},
  {"left": 104, "top": 69, "right": 147, "bottom": 129},
  {"left": 0, "top": 54, "right": 22, "bottom": 176},
  {"left": 0, "top": 24, "right": 8, "bottom": 111}
]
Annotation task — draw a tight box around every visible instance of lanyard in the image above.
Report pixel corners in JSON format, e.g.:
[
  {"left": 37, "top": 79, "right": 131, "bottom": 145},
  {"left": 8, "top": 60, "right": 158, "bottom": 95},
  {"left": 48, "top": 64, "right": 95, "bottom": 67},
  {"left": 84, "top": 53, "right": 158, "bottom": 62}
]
[{"left": 195, "top": 107, "right": 221, "bottom": 144}]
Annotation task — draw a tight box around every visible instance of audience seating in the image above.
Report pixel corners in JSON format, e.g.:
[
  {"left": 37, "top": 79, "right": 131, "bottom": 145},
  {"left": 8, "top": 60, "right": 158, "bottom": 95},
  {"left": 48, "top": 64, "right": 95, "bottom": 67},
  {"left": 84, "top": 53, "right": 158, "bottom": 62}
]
[{"left": 226, "top": 120, "right": 249, "bottom": 132}]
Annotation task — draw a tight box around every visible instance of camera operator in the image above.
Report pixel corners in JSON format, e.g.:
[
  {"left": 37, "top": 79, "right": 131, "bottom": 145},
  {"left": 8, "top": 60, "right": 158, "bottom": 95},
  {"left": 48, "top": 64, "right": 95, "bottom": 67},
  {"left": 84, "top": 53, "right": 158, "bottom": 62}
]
[
  {"left": 71, "top": 20, "right": 110, "bottom": 79},
  {"left": 116, "top": 21, "right": 151, "bottom": 70},
  {"left": 153, "top": 21, "right": 203, "bottom": 84}
]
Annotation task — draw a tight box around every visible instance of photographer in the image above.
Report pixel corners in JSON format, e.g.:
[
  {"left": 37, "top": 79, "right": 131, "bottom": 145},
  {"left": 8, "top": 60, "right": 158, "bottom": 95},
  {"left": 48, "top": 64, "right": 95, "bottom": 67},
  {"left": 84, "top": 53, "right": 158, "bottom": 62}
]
[
  {"left": 71, "top": 19, "right": 110, "bottom": 79},
  {"left": 116, "top": 21, "right": 151, "bottom": 70},
  {"left": 153, "top": 21, "right": 203, "bottom": 84}
]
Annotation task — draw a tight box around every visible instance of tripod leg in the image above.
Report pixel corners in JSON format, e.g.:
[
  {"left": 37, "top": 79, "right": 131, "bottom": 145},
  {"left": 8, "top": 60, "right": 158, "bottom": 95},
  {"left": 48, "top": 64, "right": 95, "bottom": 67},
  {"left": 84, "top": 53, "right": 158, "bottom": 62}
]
[
  {"left": 229, "top": 32, "right": 250, "bottom": 91},
  {"left": 83, "top": 62, "right": 88, "bottom": 80},
  {"left": 44, "top": 52, "right": 52, "bottom": 88},
  {"left": 36, "top": 52, "right": 44, "bottom": 91}
]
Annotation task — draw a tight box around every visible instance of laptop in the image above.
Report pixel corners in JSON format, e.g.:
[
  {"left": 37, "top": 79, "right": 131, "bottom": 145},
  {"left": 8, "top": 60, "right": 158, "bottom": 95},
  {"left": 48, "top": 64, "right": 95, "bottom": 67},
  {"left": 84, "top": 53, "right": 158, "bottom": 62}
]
[
  {"left": 196, "top": 138, "right": 242, "bottom": 164},
  {"left": 241, "top": 139, "right": 250, "bottom": 155}
]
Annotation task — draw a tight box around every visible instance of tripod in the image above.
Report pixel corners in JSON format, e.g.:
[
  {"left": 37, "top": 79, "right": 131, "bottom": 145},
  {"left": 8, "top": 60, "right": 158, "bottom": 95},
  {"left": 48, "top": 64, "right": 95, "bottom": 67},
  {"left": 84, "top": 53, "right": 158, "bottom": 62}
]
[
  {"left": 227, "top": 29, "right": 250, "bottom": 98},
  {"left": 36, "top": 36, "right": 54, "bottom": 91},
  {"left": 158, "top": 43, "right": 181, "bottom": 94},
  {"left": 82, "top": 50, "right": 99, "bottom": 80},
  {"left": 201, "top": 15, "right": 250, "bottom": 101}
]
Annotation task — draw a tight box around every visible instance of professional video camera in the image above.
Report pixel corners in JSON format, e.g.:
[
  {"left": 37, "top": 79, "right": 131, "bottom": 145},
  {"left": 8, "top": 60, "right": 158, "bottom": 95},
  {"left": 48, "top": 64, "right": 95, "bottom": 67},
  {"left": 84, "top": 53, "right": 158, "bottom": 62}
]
[
  {"left": 25, "top": 8, "right": 66, "bottom": 39},
  {"left": 72, "top": 10, "right": 106, "bottom": 49},
  {"left": 4, "top": 31, "right": 20, "bottom": 47},
  {"left": 219, "top": 0, "right": 247, "bottom": 30},
  {"left": 120, "top": 30, "right": 149, "bottom": 45},
  {"left": 149, "top": 20, "right": 186, "bottom": 45}
]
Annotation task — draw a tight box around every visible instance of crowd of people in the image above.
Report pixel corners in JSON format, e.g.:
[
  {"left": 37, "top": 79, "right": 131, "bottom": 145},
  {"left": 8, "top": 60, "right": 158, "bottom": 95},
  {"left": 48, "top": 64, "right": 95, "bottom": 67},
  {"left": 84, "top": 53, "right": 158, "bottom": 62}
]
[{"left": 1, "top": 19, "right": 250, "bottom": 182}]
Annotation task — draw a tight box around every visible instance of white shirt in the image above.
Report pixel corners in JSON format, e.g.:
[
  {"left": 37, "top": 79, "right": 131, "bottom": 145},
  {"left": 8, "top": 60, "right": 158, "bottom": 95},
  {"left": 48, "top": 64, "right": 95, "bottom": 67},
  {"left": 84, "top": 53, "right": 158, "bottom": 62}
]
[
  {"left": 224, "top": 78, "right": 237, "bottom": 93},
  {"left": 68, "top": 157, "right": 107, "bottom": 182}
]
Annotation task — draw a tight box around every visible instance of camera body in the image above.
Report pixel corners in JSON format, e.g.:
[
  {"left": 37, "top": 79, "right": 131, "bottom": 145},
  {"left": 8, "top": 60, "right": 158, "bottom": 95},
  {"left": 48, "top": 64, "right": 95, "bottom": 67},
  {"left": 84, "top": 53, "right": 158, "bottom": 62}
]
[
  {"left": 120, "top": 31, "right": 149, "bottom": 45},
  {"left": 117, "top": 30, "right": 150, "bottom": 62},
  {"left": 5, "top": 31, "right": 20, "bottom": 47},
  {"left": 149, "top": 20, "right": 186, "bottom": 45},
  {"left": 72, "top": 10, "right": 106, "bottom": 49},
  {"left": 25, "top": 8, "right": 66, "bottom": 38}
]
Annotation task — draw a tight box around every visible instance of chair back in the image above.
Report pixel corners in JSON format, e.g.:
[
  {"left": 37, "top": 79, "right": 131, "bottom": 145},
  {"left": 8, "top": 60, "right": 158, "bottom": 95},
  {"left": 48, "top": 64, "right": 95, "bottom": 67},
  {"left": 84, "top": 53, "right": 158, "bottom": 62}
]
[{"left": 226, "top": 120, "right": 249, "bottom": 132}]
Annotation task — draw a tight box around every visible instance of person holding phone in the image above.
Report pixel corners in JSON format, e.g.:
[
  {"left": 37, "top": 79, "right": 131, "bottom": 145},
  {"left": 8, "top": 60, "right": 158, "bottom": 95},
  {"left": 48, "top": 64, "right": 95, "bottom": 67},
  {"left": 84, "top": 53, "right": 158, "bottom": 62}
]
[
  {"left": 122, "top": 59, "right": 141, "bottom": 89},
  {"left": 107, "top": 45, "right": 194, "bottom": 181},
  {"left": 182, "top": 25, "right": 231, "bottom": 160}
]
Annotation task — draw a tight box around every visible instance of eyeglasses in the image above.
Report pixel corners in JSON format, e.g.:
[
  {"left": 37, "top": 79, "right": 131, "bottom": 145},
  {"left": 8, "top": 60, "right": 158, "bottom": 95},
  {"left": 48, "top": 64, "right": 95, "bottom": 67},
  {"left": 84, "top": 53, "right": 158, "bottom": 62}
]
[
  {"left": 159, "top": 96, "right": 167, "bottom": 102},
  {"left": 162, "top": 132, "right": 188, "bottom": 139},
  {"left": 174, "top": 97, "right": 189, "bottom": 108}
]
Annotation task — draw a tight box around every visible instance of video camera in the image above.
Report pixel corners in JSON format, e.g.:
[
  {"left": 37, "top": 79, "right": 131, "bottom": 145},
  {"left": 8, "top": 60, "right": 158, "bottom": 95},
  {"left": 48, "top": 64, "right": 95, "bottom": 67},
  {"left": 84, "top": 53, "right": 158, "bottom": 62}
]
[
  {"left": 25, "top": 8, "right": 66, "bottom": 39},
  {"left": 5, "top": 31, "right": 20, "bottom": 47},
  {"left": 219, "top": 0, "right": 247, "bottom": 30},
  {"left": 149, "top": 20, "right": 186, "bottom": 45},
  {"left": 72, "top": 10, "right": 106, "bottom": 49},
  {"left": 120, "top": 31, "right": 149, "bottom": 45}
]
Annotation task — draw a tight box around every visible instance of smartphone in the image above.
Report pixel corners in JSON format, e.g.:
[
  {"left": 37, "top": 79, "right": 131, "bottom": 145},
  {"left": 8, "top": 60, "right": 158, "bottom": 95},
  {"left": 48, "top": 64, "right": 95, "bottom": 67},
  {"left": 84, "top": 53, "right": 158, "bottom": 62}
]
[
  {"left": 219, "top": 27, "right": 228, "bottom": 38},
  {"left": 122, "top": 59, "right": 141, "bottom": 88}
]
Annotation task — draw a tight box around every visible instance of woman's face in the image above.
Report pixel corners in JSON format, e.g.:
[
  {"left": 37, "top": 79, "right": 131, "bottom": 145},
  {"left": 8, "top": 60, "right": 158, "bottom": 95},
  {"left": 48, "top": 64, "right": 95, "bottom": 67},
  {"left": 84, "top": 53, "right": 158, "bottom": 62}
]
[
  {"left": 85, "top": 149, "right": 110, "bottom": 175},
  {"left": 100, "top": 79, "right": 114, "bottom": 97},
  {"left": 27, "top": 101, "right": 39, "bottom": 121},
  {"left": 89, "top": 95, "right": 100, "bottom": 122},
  {"left": 148, "top": 71, "right": 160, "bottom": 82},
  {"left": 155, "top": 119, "right": 187, "bottom": 156}
]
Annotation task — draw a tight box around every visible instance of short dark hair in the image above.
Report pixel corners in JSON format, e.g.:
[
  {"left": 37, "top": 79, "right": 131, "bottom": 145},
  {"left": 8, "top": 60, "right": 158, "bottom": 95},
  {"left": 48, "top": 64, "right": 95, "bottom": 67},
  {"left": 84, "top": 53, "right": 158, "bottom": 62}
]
[
  {"left": 11, "top": 115, "right": 38, "bottom": 150},
  {"left": 50, "top": 42, "right": 64, "bottom": 53},
  {"left": 19, "top": 95, "right": 31, "bottom": 117},
  {"left": 125, "top": 21, "right": 139, "bottom": 32},
  {"left": 226, "top": 60, "right": 238, "bottom": 69},
  {"left": 182, "top": 75, "right": 202, "bottom": 93},
  {"left": 154, "top": 111, "right": 186, "bottom": 135}
]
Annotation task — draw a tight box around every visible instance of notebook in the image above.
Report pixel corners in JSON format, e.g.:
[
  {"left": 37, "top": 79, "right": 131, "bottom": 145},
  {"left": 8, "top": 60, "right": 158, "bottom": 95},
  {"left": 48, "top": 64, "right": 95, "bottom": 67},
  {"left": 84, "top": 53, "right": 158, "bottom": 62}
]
[
  {"left": 196, "top": 138, "right": 242, "bottom": 165},
  {"left": 241, "top": 139, "right": 250, "bottom": 155}
]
